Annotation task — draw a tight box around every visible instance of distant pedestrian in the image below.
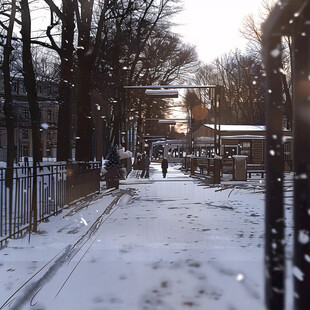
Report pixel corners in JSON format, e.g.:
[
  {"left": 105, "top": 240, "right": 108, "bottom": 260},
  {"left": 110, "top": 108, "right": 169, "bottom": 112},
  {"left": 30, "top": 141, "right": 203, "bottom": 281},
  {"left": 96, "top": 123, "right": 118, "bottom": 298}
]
[
  {"left": 140, "top": 153, "right": 146, "bottom": 178},
  {"left": 144, "top": 155, "right": 150, "bottom": 178},
  {"left": 161, "top": 158, "right": 168, "bottom": 178}
]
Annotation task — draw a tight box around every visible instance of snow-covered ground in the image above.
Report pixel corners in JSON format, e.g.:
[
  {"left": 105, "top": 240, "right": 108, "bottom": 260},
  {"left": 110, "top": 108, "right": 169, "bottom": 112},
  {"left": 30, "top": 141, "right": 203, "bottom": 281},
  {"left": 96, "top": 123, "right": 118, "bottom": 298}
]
[{"left": 0, "top": 163, "right": 294, "bottom": 310}]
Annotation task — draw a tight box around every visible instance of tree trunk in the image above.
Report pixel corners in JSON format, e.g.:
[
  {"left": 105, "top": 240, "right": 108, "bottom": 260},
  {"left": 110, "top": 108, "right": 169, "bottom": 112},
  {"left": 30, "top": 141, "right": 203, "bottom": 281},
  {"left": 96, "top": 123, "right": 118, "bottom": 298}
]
[
  {"left": 75, "top": 0, "right": 95, "bottom": 161},
  {"left": 136, "top": 97, "right": 143, "bottom": 154},
  {"left": 281, "top": 71, "right": 292, "bottom": 129},
  {"left": 3, "top": 0, "right": 16, "bottom": 237},
  {"left": 75, "top": 63, "right": 94, "bottom": 161},
  {"left": 3, "top": 0, "right": 16, "bottom": 189},
  {"left": 20, "top": 0, "right": 41, "bottom": 232},
  {"left": 20, "top": 0, "right": 42, "bottom": 163},
  {"left": 57, "top": 0, "right": 75, "bottom": 161}
]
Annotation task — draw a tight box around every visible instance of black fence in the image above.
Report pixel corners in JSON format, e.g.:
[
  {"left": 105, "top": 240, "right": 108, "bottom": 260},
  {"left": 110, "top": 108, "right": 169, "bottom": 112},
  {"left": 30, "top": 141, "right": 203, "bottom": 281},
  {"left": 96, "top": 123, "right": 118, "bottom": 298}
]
[
  {"left": 0, "top": 161, "right": 100, "bottom": 247},
  {"left": 65, "top": 162, "right": 101, "bottom": 204}
]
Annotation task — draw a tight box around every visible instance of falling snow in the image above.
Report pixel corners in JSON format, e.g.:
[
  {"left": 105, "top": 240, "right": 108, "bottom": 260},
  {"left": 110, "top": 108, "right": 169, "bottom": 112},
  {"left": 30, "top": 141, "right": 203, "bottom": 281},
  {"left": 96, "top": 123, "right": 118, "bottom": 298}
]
[
  {"left": 41, "top": 123, "right": 49, "bottom": 129},
  {"left": 293, "top": 266, "right": 304, "bottom": 281}
]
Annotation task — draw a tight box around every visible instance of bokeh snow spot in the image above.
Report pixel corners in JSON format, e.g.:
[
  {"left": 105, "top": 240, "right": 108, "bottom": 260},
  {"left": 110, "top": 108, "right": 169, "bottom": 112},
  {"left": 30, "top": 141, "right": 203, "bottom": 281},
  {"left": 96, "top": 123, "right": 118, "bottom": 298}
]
[
  {"left": 304, "top": 254, "right": 310, "bottom": 263},
  {"left": 270, "top": 48, "right": 280, "bottom": 58},
  {"left": 298, "top": 230, "right": 310, "bottom": 244},
  {"left": 41, "top": 123, "right": 49, "bottom": 130},
  {"left": 236, "top": 273, "right": 244, "bottom": 282},
  {"left": 293, "top": 266, "right": 304, "bottom": 281}
]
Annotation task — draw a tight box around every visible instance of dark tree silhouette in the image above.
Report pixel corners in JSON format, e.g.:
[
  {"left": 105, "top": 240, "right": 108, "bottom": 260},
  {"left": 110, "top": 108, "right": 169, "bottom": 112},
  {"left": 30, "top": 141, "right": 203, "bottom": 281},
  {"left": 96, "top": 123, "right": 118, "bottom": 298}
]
[
  {"left": 2, "top": 0, "right": 16, "bottom": 185},
  {"left": 20, "top": 0, "right": 42, "bottom": 163}
]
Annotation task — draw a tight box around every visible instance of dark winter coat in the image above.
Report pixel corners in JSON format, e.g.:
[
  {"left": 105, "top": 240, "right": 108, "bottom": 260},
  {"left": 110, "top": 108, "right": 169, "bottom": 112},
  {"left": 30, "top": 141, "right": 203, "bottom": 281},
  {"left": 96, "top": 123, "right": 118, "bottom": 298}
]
[
  {"left": 161, "top": 159, "right": 168, "bottom": 172},
  {"left": 145, "top": 156, "right": 150, "bottom": 167}
]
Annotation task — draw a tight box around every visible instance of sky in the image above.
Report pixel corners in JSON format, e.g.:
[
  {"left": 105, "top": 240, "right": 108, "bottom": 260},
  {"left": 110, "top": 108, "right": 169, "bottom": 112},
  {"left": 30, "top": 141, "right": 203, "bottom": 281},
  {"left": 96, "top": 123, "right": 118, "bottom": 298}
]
[{"left": 173, "top": 0, "right": 265, "bottom": 64}]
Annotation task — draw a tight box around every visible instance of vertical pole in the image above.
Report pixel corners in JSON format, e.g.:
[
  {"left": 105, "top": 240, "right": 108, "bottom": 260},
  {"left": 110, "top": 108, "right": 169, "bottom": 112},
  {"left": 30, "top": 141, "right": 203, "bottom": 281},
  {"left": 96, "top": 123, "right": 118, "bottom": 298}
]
[
  {"left": 17, "top": 112, "right": 20, "bottom": 162},
  {"left": 293, "top": 6, "right": 310, "bottom": 309},
  {"left": 32, "top": 160, "right": 37, "bottom": 232},
  {"left": 263, "top": 33, "right": 285, "bottom": 310},
  {"left": 214, "top": 86, "right": 221, "bottom": 156},
  {"left": 96, "top": 107, "right": 103, "bottom": 163},
  {"left": 191, "top": 112, "right": 194, "bottom": 155}
]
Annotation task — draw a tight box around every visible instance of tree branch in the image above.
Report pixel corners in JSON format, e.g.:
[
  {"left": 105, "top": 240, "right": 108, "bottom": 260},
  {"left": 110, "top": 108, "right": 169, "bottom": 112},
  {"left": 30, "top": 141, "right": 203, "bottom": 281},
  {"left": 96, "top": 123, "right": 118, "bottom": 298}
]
[{"left": 44, "top": 0, "right": 65, "bottom": 20}]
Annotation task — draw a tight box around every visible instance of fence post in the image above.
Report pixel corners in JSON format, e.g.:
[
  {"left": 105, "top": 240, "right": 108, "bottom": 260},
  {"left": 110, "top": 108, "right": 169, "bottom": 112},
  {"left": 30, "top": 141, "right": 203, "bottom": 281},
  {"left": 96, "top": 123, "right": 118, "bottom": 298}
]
[
  {"left": 190, "top": 157, "right": 195, "bottom": 176},
  {"left": 292, "top": 5, "right": 310, "bottom": 309},
  {"left": 263, "top": 32, "right": 285, "bottom": 310},
  {"left": 32, "top": 162, "right": 38, "bottom": 233},
  {"left": 213, "top": 158, "right": 221, "bottom": 184},
  {"left": 213, "top": 86, "right": 222, "bottom": 156}
]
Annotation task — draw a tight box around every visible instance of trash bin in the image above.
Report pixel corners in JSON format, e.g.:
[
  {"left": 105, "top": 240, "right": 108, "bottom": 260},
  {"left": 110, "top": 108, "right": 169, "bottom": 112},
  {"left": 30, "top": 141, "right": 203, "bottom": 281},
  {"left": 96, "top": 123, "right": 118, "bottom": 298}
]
[{"left": 232, "top": 155, "right": 248, "bottom": 181}]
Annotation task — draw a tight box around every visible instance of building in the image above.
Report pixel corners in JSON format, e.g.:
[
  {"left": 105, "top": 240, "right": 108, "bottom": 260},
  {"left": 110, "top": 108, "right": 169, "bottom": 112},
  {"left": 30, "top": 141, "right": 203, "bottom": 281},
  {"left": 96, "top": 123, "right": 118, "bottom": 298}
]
[
  {"left": 194, "top": 124, "right": 293, "bottom": 171},
  {"left": 0, "top": 74, "right": 59, "bottom": 161}
]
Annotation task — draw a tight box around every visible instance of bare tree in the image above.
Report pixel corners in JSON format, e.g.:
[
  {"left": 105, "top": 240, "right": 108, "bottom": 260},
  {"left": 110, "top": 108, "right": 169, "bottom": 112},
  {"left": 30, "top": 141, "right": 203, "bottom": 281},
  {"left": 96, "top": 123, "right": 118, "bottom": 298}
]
[
  {"left": 192, "top": 50, "right": 265, "bottom": 125},
  {"left": 240, "top": 0, "right": 292, "bottom": 128},
  {"left": 74, "top": 0, "right": 111, "bottom": 161},
  {"left": 93, "top": 0, "right": 194, "bottom": 150},
  {"left": 20, "top": 0, "right": 43, "bottom": 232},
  {"left": 20, "top": 0, "right": 42, "bottom": 163}
]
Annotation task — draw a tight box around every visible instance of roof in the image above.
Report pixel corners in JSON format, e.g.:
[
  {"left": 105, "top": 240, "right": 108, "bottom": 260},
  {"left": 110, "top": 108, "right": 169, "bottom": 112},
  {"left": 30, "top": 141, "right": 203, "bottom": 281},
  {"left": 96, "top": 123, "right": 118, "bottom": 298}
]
[
  {"left": 195, "top": 137, "right": 214, "bottom": 143},
  {"left": 152, "top": 139, "right": 188, "bottom": 145},
  {"left": 204, "top": 124, "right": 266, "bottom": 131},
  {"left": 221, "top": 135, "right": 265, "bottom": 140}
]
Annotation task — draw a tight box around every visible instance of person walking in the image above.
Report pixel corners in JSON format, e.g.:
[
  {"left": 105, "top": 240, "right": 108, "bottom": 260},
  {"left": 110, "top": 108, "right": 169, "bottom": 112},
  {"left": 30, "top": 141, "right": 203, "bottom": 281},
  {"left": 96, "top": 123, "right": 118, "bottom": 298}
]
[
  {"left": 144, "top": 155, "right": 150, "bottom": 178},
  {"left": 140, "top": 154, "right": 146, "bottom": 178},
  {"left": 161, "top": 158, "right": 168, "bottom": 178}
]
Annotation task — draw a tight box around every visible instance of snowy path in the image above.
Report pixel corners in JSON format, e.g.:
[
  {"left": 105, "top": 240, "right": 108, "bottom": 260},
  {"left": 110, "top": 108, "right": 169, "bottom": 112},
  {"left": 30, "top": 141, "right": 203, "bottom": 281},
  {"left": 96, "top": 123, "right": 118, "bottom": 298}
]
[{"left": 0, "top": 163, "right": 283, "bottom": 310}]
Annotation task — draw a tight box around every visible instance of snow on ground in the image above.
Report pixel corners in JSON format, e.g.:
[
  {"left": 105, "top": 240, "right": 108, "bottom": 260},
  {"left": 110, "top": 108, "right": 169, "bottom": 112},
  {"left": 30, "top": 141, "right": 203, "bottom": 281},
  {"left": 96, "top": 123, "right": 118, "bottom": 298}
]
[{"left": 0, "top": 163, "right": 294, "bottom": 310}]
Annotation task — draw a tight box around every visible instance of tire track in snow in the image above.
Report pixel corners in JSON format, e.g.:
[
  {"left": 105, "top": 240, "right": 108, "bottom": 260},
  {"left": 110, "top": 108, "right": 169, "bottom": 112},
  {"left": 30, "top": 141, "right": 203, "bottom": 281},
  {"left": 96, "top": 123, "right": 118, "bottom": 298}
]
[{"left": 1, "top": 190, "right": 134, "bottom": 309}]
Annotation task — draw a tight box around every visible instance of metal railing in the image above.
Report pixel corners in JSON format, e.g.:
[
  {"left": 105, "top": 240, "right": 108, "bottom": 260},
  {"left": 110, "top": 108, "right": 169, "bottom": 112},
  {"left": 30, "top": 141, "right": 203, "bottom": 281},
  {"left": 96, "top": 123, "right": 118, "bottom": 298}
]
[
  {"left": 184, "top": 156, "right": 221, "bottom": 184},
  {"left": 0, "top": 161, "right": 100, "bottom": 247}
]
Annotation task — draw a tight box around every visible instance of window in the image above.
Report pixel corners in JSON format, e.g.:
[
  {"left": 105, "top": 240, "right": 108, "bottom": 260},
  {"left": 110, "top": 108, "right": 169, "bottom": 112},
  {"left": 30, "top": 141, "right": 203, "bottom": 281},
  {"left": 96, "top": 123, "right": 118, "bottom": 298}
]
[
  {"left": 22, "top": 130, "right": 28, "bottom": 139},
  {"left": 47, "top": 110, "right": 52, "bottom": 121},
  {"left": 47, "top": 131, "right": 52, "bottom": 140},
  {"left": 240, "top": 140, "right": 252, "bottom": 161},
  {"left": 223, "top": 145, "right": 238, "bottom": 158},
  {"left": 22, "top": 107, "right": 29, "bottom": 119},
  {"left": 22, "top": 146, "right": 29, "bottom": 156},
  {"left": 23, "top": 84, "right": 27, "bottom": 93},
  {"left": 283, "top": 141, "right": 291, "bottom": 161},
  {"left": 206, "top": 146, "right": 214, "bottom": 158}
]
